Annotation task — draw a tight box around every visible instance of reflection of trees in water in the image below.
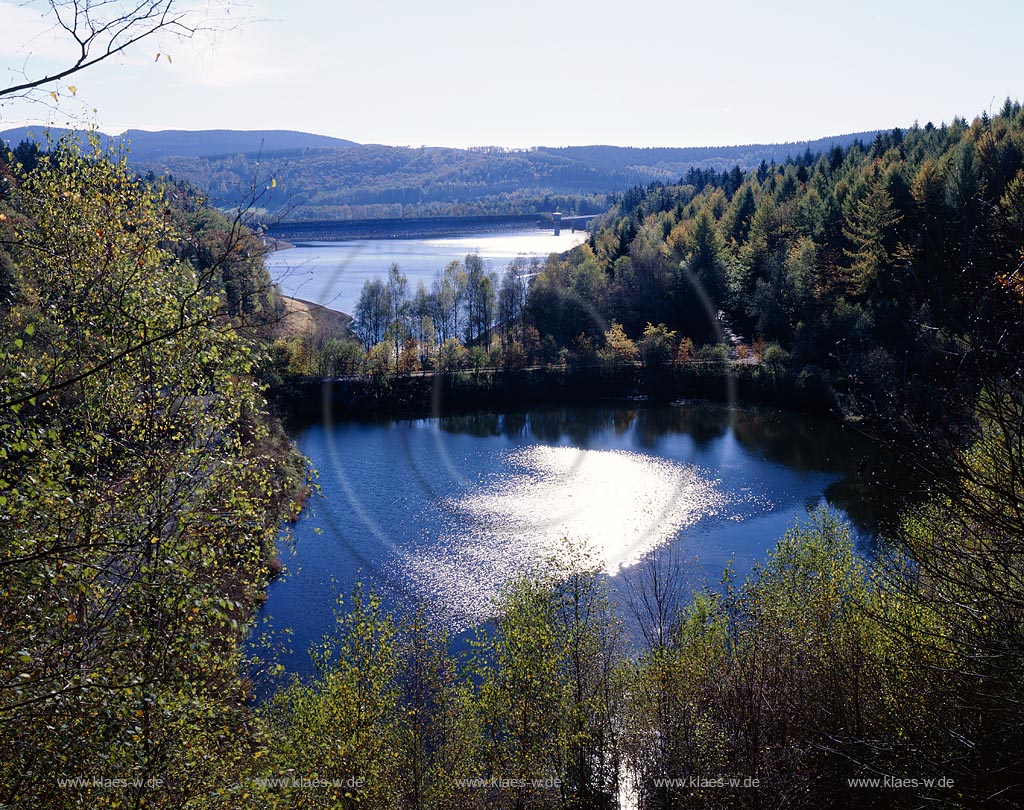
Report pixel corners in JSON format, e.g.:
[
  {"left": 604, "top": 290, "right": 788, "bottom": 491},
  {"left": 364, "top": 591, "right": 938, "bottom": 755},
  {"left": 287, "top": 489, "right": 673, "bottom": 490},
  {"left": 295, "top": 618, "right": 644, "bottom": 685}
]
[
  {"left": 525, "top": 409, "right": 569, "bottom": 444},
  {"left": 822, "top": 458, "right": 912, "bottom": 540},
  {"left": 501, "top": 411, "right": 528, "bottom": 439},
  {"left": 439, "top": 403, "right": 880, "bottom": 476},
  {"left": 438, "top": 412, "right": 502, "bottom": 437},
  {"left": 730, "top": 408, "right": 857, "bottom": 473},
  {"left": 527, "top": 407, "right": 622, "bottom": 445},
  {"left": 635, "top": 404, "right": 729, "bottom": 449},
  {"left": 563, "top": 407, "right": 620, "bottom": 447},
  {"left": 725, "top": 406, "right": 910, "bottom": 538},
  {"left": 612, "top": 408, "right": 638, "bottom": 436},
  {"left": 444, "top": 405, "right": 632, "bottom": 445}
]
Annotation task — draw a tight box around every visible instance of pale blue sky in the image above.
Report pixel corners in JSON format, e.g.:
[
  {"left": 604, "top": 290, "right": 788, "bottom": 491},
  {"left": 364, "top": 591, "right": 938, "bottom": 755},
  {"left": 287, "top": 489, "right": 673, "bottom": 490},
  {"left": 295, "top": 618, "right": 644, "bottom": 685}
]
[{"left": 1, "top": 0, "right": 1021, "bottom": 147}]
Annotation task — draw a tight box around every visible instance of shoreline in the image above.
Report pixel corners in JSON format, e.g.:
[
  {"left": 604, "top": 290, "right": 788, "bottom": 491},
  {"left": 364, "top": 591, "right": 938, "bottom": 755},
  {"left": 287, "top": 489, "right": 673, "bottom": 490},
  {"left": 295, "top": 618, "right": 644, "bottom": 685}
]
[
  {"left": 263, "top": 236, "right": 295, "bottom": 253},
  {"left": 270, "top": 362, "right": 836, "bottom": 425}
]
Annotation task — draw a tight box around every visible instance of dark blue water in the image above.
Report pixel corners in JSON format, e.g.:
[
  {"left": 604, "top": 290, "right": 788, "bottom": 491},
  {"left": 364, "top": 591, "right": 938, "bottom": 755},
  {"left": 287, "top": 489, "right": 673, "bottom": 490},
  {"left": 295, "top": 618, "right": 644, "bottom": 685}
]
[{"left": 255, "top": 401, "right": 885, "bottom": 675}]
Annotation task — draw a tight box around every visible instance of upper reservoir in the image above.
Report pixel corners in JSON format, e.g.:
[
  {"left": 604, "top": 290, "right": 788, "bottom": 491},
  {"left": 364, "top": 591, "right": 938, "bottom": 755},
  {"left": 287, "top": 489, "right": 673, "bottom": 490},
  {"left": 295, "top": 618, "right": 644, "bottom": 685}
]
[{"left": 265, "top": 228, "right": 588, "bottom": 315}]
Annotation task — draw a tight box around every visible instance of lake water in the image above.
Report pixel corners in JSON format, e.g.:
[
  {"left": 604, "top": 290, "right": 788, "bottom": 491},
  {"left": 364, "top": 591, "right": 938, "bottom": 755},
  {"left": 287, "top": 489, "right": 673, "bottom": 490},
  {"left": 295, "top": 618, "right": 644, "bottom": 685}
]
[
  {"left": 264, "top": 229, "right": 587, "bottom": 315},
  {"left": 257, "top": 401, "right": 885, "bottom": 676}
]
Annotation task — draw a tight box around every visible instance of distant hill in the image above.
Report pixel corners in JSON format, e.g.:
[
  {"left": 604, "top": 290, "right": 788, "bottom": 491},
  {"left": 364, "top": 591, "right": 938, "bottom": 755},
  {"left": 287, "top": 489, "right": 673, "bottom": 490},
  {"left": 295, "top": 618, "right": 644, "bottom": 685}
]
[
  {"left": 1, "top": 126, "right": 889, "bottom": 220},
  {"left": 0, "top": 127, "right": 357, "bottom": 162},
  {"left": 542, "top": 132, "right": 885, "bottom": 181},
  {"left": 119, "top": 129, "right": 358, "bottom": 161},
  {"left": 0, "top": 126, "right": 117, "bottom": 153}
]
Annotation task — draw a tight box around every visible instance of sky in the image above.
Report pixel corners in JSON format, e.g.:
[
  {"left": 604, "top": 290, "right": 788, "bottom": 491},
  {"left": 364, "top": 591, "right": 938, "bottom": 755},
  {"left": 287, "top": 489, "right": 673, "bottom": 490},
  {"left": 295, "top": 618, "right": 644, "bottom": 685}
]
[{"left": 1, "top": 0, "right": 1022, "bottom": 149}]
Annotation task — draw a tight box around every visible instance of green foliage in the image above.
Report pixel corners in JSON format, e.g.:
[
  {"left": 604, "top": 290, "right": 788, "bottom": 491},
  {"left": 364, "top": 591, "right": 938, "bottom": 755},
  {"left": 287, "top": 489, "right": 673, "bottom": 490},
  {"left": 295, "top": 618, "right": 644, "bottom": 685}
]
[
  {"left": 0, "top": 141, "right": 301, "bottom": 807},
  {"left": 623, "top": 510, "right": 951, "bottom": 807},
  {"left": 688, "top": 207, "right": 727, "bottom": 272},
  {"left": 885, "top": 387, "right": 1024, "bottom": 802},
  {"left": 314, "top": 337, "right": 365, "bottom": 377},
  {"left": 467, "top": 547, "right": 624, "bottom": 808},
  {"left": 637, "top": 322, "right": 677, "bottom": 367},
  {"left": 437, "top": 337, "right": 468, "bottom": 371},
  {"left": 172, "top": 198, "right": 276, "bottom": 321},
  {"left": 696, "top": 342, "right": 729, "bottom": 366},
  {"left": 269, "top": 335, "right": 314, "bottom": 377},
  {"left": 365, "top": 341, "right": 396, "bottom": 378},
  {"left": 602, "top": 322, "right": 638, "bottom": 363},
  {"left": 760, "top": 341, "right": 790, "bottom": 373},
  {"left": 257, "top": 549, "right": 626, "bottom": 809},
  {"left": 502, "top": 341, "right": 527, "bottom": 371},
  {"left": 842, "top": 179, "right": 903, "bottom": 297},
  {"left": 467, "top": 345, "right": 490, "bottom": 369},
  {"left": 263, "top": 588, "right": 400, "bottom": 808}
]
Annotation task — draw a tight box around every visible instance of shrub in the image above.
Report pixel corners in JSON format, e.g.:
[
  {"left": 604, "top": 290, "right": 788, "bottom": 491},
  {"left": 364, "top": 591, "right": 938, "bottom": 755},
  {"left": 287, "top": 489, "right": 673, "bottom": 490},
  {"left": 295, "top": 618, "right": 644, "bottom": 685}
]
[
  {"left": 314, "top": 337, "right": 364, "bottom": 377},
  {"left": 601, "top": 322, "right": 638, "bottom": 363},
  {"left": 696, "top": 342, "right": 729, "bottom": 366},
  {"left": 638, "top": 322, "right": 677, "bottom": 367},
  {"left": 437, "top": 337, "right": 468, "bottom": 371},
  {"left": 762, "top": 342, "right": 791, "bottom": 372}
]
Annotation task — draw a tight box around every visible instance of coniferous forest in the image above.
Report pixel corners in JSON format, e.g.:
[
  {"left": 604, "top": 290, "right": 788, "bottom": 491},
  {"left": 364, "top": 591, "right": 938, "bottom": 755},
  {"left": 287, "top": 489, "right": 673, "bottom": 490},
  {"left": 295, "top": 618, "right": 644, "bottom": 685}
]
[{"left": 2, "top": 94, "right": 1024, "bottom": 808}]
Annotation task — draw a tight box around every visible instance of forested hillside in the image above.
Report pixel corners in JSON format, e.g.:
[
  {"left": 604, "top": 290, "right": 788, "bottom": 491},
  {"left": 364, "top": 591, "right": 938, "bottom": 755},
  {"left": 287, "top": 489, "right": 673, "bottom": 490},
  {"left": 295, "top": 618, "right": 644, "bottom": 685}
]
[
  {"left": 142, "top": 132, "right": 879, "bottom": 221},
  {"left": 2, "top": 126, "right": 881, "bottom": 221},
  {"left": 531, "top": 104, "right": 1024, "bottom": 429},
  {"left": 543, "top": 131, "right": 882, "bottom": 179}
]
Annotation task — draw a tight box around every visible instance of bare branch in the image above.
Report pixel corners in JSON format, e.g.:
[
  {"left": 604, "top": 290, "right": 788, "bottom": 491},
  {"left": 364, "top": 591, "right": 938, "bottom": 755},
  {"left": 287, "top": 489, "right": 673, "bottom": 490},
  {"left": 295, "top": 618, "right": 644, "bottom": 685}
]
[{"left": 0, "top": 0, "right": 230, "bottom": 102}]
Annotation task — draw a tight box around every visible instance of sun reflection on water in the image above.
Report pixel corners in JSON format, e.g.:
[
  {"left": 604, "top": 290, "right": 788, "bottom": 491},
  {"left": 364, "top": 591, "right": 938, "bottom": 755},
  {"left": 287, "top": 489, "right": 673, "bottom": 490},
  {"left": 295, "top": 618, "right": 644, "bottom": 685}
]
[{"left": 395, "top": 445, "right": 729, "bottom": 625}]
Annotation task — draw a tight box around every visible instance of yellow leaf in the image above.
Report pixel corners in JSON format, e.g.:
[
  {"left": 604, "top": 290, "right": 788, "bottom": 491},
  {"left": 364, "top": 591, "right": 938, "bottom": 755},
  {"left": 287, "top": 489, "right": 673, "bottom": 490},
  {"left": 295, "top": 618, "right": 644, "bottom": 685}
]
[
  {"left": 270, "top": 177, "right": 277, "bottom": 188},
  {"left": 166, "top": 53, "right": 172, "bottom": 64},
  {"left": 68, "top": 85, "right": 76, "bottom": 96},
  {"left": 49, "top": 91, "right": 58, "bottom": 102}
]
